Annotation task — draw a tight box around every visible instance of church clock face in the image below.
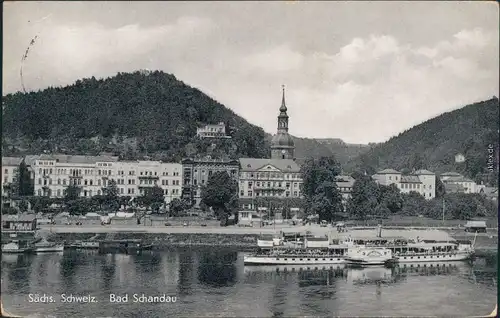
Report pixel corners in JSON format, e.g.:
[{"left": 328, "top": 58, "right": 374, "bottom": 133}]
[{"left": 281, "top": 150, "right": 286, "bottom": 154}]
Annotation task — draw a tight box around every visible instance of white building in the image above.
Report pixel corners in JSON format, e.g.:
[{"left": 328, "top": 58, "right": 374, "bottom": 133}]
[
  {"left": 1, "top": 157, "right": 23, "bottom": 191},
  {"left": 335, "top": 175, "right": 355, "bottom": 207},
  {"left": 196, "top": 122, "right": 230, "bottom": 138},
  {"left": 114, "top": 160, "right": 182, "bottom": 204},
  {"left": 29, "top": 154, "right": 119, "bottom": 198},
  {"left": 439, "top": 172, "right": 479, "bottom": 194},
  {"left": 455, "top": 153, "right": 466, "bottom": 163},
  {"left": 238, "top": 158, "right": 303, "bottom": 210},
  {"left": 27, "top": 155, "right": 182, "bottom": 204},
  {"left": 372, "top": 168, "right": 436, "bottom": 199}
]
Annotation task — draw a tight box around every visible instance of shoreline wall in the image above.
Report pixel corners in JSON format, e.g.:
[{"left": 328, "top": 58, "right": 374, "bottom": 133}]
[
  {"left": 46, "top": 231, "right": 498, "bottom": 251},
  {"left": 47, "top": 232, "right": 260, "bottom": 248}
]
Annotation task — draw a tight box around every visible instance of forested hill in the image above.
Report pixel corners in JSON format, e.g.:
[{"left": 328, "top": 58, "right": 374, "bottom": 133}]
[
  {"left": 347, "top": 97, "right": 499, "bottom": 184},
  {"left": 2, "top": 71, "right": 270, "bottom": 161}
]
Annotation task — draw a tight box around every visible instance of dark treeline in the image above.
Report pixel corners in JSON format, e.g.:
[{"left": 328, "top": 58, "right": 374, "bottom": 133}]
[{"left": 2, "top": 71, "right": 270, "bottom": 161}]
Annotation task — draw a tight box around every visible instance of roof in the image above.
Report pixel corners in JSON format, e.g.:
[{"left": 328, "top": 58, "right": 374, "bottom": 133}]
[
  {"left": 307, "top": 237, "right": 329, "bottom": 241},
  {"left": 400, "top": 175, "right": 422, "bottom": 183},
  {"left": 2, "top": 214, "right": 36, "bottom": 222},
  {"left": 336, "top": 175, "right": 355, "bottom": 188},
  {"left": 465, "top": 221, "right": 487, "bottom": 228},
  {"left": 1, "top": 157, "right": 23, "bottom": 166},
  {"left": 271, "top": 132, "right": 295, "bottom": 147},
  {"left": 480, "top": 187, "right": 498, "bottom": 196},
  {"left": 34, "top": 154, "right": 119, "bottom": 164},
  {"left": 444, "top": 183, "right": 465, "bottom": 193},
  {"left": 441, "top": 172, "right": 463, "bottom": 177},
  {"left": 443, "top": 176, "right": 475, "bottom": 183},
  {"left": 414, "top": 169, "right": 435, "bottom": 175},
  {"left": 376, "top": 169, "right": 400, "bottom": 174},
  {"left": 239, "top": 158, "right": 300, "bottom": 172}
]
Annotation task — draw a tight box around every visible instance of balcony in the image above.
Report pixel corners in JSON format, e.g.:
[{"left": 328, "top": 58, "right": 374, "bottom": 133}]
[
  {"left": 138, "top": 175, "right": 159, "bottom": 180},
  {"left": 253, "top": 185, "right": 286, "bottom": 191}
]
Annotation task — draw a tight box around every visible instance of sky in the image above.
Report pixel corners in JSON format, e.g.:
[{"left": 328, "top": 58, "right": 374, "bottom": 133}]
[{"left": 3, "top": 1, "right": 499, "bottom": 144}]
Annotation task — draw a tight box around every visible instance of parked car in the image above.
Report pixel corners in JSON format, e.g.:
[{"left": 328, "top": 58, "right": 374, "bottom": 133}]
[
  {"left": 183, "top": 222, "right": 188, "bottom": 227},
  {"left": 164, "top": 222, "right": 172, "bottom": 226},
  {"left": 200, "top": 223, "right": 207, "bottom": 227},
  {"left": 75, "top": 222, "right": 83, "bottom": 226}
]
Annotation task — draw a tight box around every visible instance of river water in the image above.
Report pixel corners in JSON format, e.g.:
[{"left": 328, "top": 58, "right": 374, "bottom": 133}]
[{"left": 1, "top": 248, "right": 497, "bottom": 318}]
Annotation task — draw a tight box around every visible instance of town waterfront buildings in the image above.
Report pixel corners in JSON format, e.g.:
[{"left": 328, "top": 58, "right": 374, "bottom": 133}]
[
  {"left": 181, "top": 157, "right": 239, "bottom": 208},
  {"left": 19, "top": 155, "right": 182, "bottom": 204},
  {"left": 238, "top": 86, "right": 303, "bottom": 214},
  {"left": 1, "top": 157, "right": 23, "bottom": 193},
  {"left": 372, "top": 169, "right": 436, "bottom": 199},
  {"left": 439, "top": 172, "right": 481, "bottom": 194}
]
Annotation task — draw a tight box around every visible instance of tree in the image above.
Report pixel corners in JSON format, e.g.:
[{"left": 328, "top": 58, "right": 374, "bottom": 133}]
[
  {"left": 169, "top": 198, "right": 186, "bottom": 216},
  {"left": 18, "top": 200, "right": 29, "bottom": 213},
  {"left": 28, "top": 196, "right": 53, "bottom": 214},
  {"left": 64, "top": 184, "right": 82, "bottom": 201},
  {"left": 18, "top": 160, "right": 34, "bottom": 196},
  {"left": 435, "top": 176, "right": 446, "bottom": 198},
  {"left": 378, "top": 184, "right": 403, "bottom": 214},
  {"left": 101, "top": 180, "right": 120, "bottom": 212},
  {"left": 346, "top": 174, "right": 380, "bottom": 221},
  {"left": 201, "top": 171, "right": 238, "bottom": 226},
  {"left": 137, "top": 185, "right": 165, "bottom": 213},
  {"left": 400, "top": 191, "right": 427, "bottom": 216},
  {"left": 2, "top": 207, "right": 18, "bottom": 215},
  {"left": 300, "top": 156, "right": 343, "bottom": 222}
]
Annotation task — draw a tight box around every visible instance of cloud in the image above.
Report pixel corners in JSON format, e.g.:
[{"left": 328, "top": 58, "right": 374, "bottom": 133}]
[
  {"left": 230, "top": 28, "right": 498, "bottom": 143},
  {"left": 10, "top": 16, "right": 215, "bottom": 90},
  {"left": 3, "top": 11, "right": 497, "bottom": 144}
]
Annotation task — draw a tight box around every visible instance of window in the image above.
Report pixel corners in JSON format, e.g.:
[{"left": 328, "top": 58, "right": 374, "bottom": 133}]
[
  {"left": 293, "top": 191, "right": 297, "bottom": 196},
  {"left": 248, "top": 191, "right": 253, "bottom": 197},
  {"left": 240, "top": 191, "right": 244, "bottom": 196}
]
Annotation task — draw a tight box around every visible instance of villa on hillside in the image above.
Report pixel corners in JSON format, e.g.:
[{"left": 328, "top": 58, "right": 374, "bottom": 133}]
[
  {"left": 371, "top": 169, "right": 436, "bottom": 199},
  {"left": 439, "top": 172, "right": 483, "bottom": 194},
  {"left": 196, "top": 122, "right": 231, "bottom": 139}
]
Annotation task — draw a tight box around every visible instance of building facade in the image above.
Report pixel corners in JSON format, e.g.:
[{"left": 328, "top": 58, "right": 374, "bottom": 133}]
[
  {"left": 112, "top": 160, "right": 182, "bottom": 204},
  {"left": 238, "top": 158, "right": 302, "bottom": 210},
  {"left": 372, "top": 168, "right": 436, "bottom": 199},
  {"left": 196, "top": 122, "right": 230, "bottom": 139},
  {"left": 29, "top": 155, "right": 119, "bottom": 198},
  {"left": 1, "top": 157, "right": 23, "bottom": 193},
  {"left": 23, "top": 155, "right": 182, "bottom": 204},
  {"left": 181, "top": 158, "right": 239, "bottom": 208},
  {"left": 440, "top": 172, "right": 479, "bottom": 194},
  {"left": 335, "top": 175, "right": 355, "bottom": 208}
]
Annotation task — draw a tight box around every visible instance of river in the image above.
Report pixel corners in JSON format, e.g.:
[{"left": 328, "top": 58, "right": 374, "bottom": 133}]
[{"left": 1, "top": 248, "right": 497, "bottom": 317}]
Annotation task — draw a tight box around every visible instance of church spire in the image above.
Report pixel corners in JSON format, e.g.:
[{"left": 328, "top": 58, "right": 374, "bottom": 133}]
[{"left": 280, "top": 85, "right": 287, "bottom": 112}]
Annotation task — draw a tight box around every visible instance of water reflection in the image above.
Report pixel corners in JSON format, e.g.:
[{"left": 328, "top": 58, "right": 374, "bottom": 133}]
[
  {"left": 0, "top": 250, "right": 497, "bottom": 318},
  {"left": 197, "top": 250, "right": 238, "bottom": 287}
]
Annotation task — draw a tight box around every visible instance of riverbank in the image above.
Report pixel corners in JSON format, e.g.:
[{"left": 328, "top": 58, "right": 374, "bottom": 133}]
[{"left": 40, "top": 225, "right": 497, "bottom": 251}]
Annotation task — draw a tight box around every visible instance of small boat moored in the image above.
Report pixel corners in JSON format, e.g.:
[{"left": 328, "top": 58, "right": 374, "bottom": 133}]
[
  {"left": 33, "top": 240, "right": 64, "bottom": 253},
  {"left": 1, "top": 241, "right": 34, "bottom": 254}
]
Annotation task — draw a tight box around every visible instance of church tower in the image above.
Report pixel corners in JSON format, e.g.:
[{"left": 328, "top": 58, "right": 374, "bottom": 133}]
[{"left": 271, "top": 85, "right": 295, "bottom": 160}]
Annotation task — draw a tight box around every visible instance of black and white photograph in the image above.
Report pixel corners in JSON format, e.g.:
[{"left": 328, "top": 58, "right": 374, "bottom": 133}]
[{"left": 1, "top": 1, "right": 498, "bottom": 317}]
